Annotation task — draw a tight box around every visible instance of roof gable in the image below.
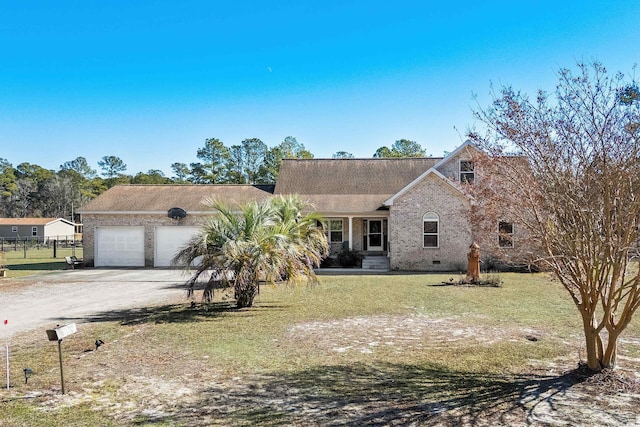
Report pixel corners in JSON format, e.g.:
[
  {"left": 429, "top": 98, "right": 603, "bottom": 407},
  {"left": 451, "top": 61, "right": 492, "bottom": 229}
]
[
  {"left": 384, "top": 141, "right": 482, "bottom": 206},
  {"left": 384, "top": 168, "right": 466, "bottom": 206},
  {"left": 432, "top": 140, "right": 482, "bottom": 172}
]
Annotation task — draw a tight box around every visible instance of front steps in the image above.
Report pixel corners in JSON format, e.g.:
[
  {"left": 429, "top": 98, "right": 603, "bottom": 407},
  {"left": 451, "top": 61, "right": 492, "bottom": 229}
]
[{"left": 362, "top": 256, "right": 390, "bottom": 270}]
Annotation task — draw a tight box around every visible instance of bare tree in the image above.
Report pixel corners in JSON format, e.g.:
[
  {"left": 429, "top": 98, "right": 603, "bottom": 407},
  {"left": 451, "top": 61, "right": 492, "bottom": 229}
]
[{"left": 468, "top": 62, "right": 640, "bottom": 371}]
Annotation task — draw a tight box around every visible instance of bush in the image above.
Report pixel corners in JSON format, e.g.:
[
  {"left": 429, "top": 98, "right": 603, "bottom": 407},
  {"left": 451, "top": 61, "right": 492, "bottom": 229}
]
[
  {"left": 320, "top": 256, "right": 334, "bottom": 268},
  {"left": 336, "top": 249, "right": 364, "bottom": 267}
]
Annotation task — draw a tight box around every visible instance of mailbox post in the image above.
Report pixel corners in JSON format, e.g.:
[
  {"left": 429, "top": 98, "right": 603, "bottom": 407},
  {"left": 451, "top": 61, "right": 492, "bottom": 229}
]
[{"left": 46, "top": 323, "right": 76, "bottom": 394}]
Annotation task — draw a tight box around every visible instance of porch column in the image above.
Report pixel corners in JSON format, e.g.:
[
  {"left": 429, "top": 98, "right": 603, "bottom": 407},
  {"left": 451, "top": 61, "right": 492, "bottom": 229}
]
[
  {"left": 348, "top": 216, "right": 353, "bottom": 250},
  {"left": 387, "top": 216, "right": 391, "bottom": 258}
]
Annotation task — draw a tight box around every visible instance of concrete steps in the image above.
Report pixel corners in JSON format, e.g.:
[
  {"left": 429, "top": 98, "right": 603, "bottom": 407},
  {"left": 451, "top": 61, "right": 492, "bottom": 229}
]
[{"left": 362, "top": 256, "right": 390, "bottom": 270}]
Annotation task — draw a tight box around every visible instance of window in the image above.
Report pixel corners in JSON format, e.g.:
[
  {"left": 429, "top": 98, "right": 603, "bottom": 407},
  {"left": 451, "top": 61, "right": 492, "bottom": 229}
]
[
  {"left": 32, "top": 227, "right": 38, "bottom": 237},
  {"left": 324, "top": 219, "right": 343, "bottom": 243},
  {"left": 459, "top": 160, "right": 474, "bottom": 184},
  {"left": 11, "top": 226, "right": 17, "bottom": 233},
  {"left": 423, "top": 212, "right": 439, "bottom": 248},
  {"left": 498, "top": 221, "right": 514, "bottom": 248}
]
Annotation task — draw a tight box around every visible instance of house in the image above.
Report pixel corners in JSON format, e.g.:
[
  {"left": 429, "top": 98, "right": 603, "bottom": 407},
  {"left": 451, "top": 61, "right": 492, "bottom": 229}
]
[
  {"left": 0, "top": 218, "right": 77, "bottom": 243},
  {"left": 273, "top": 141, "right": 477, "bottom": 271},
  {"left": 78, "top": 141, "right": 521, "bottom": 270}
]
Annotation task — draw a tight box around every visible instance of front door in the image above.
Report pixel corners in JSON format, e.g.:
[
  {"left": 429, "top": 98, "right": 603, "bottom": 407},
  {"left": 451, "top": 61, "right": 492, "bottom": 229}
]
[{"left": 368, "top": 220, "right": 383, "bottom": 251}]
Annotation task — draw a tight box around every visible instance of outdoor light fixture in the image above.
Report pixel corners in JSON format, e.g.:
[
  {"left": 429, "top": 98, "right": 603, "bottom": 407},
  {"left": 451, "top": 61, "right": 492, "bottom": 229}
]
[{"left": 23, "top": 368, "right": 32, "bottom": 384}]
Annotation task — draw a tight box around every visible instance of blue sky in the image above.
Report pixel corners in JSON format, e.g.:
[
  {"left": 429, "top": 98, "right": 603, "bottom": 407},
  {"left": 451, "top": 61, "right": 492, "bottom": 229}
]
[{"left": 1, "top": 1, "right": 639, "bottom": 176}]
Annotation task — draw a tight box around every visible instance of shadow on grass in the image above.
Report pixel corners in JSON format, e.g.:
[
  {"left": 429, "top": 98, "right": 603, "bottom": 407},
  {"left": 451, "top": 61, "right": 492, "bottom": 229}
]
[
  {"left": 147, "top": 362, "right": 615, "bottom": 426},
  {"left": 57, "top": 301, "right": 241, "bottom": 325},
  {"left": 56, "top": 299, "right": 289, "bottom": 326},
  {"left": 430, "top": 282, "right": 502, "bottom": 288},
  {"left": 4, "top": 262, "right": 66, "bottom": 271}
]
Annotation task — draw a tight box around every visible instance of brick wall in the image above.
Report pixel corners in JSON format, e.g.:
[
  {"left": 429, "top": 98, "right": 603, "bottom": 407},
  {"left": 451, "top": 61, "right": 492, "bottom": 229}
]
[
  {"left": 389, "top": 174, "right": 472, "bottom": 271},
  {"left": 82, "top": 214, "right": 207, "bottom": 267}
]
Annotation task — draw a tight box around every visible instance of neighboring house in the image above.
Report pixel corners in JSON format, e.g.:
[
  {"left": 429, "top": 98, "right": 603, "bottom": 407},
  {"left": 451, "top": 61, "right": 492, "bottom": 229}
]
[
  {"left": 78, "top": 141, "right": 522, "bottom": 270},
  {"left": 0, "top": 218, "right": 77, "bottom": 242}
]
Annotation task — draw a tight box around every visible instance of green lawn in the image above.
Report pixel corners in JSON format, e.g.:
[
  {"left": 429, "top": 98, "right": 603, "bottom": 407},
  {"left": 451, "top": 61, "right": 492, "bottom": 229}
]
[
  {"left": 1, "top": 271, "right": 639, "bottom": 426},
  {"left": 1, "top": 247, "right": 84, "bottom": 278}
]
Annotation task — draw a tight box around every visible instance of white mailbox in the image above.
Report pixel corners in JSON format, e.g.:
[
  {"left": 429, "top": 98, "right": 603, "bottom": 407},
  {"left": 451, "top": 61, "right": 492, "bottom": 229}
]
[{"left": 46, "top": 323, "right": 77, "bottom": 341}]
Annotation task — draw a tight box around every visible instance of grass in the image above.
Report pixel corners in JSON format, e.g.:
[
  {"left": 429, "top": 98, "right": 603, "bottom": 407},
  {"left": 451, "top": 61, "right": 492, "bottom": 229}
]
[
  {"left": 0, "top": 247, "right": 84, "bottom": 279},
  {"left": 1, "top": 271, "right": 639, "bottom": 425}
]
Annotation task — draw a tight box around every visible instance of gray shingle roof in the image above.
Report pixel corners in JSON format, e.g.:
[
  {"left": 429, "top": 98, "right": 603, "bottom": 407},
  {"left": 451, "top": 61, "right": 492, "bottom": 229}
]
[
  {"left": 274, "top": 158, "right": 440, "bottom": 212},
  {"left": 79, "top": 158, "right": 443, "bottom": 215},
  {"left": 291, "top": 194, "right": 392, "bottom": 214},
  {"left": 79, "top": 185, "right": 275, "bottom": 213},
  {"left": 274, "top": 158, "right": 440, "bottom": 195}
]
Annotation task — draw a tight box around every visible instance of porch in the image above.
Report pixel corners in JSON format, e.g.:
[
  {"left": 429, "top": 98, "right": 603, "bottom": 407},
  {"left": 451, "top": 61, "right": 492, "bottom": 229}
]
[{"left": 323, "top": 216, "right": 390, "bottom": 270}]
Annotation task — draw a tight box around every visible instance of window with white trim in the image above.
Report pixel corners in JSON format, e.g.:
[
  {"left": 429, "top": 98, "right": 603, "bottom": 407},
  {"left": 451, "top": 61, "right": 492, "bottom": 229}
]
[
  {"left": 423, "top": 212, "right": 439, "bottom": 248},
  {"left": 498, "top": 221, "right": 514, "bottom": 248},
  {"left": 32, "top": 227, "right": 38, "bottom": 236},
  {"left": 324, "top": 219, "right": 343, "bottom": 243},
  {"left": 459, "top": 160, "right": 474, "bottom": 184},
  {"left": 11, "top": 226, "right": 17, "bottom": 233}
]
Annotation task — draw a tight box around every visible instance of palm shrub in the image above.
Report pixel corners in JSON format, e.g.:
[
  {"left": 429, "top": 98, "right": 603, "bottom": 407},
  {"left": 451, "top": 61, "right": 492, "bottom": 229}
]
[{"left": 173, "top": 195, "right": 328, "bottom": 308}]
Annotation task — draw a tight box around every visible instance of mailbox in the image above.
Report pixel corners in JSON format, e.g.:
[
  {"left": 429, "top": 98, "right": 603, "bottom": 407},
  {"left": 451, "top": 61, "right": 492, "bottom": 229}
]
[{"left": 46, "top": 323, "right": 77, "bottom": 341}]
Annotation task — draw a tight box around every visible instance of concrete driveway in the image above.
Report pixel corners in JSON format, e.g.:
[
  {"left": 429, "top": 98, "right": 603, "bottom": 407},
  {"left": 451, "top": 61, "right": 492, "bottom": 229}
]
[{"left": 0, "top": 269, "right": 195, "bottom": 336}]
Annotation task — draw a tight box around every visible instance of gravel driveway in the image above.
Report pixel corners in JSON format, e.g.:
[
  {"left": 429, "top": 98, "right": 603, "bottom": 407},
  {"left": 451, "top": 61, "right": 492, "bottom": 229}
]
[{"left": 0, "top": 269, "right": 193, "bottom": 335}]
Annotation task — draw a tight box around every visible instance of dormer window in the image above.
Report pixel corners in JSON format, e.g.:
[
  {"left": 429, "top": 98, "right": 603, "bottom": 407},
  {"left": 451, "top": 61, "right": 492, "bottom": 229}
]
[{"left": 460, "top": 160, "right": 474, "bottom": 184}]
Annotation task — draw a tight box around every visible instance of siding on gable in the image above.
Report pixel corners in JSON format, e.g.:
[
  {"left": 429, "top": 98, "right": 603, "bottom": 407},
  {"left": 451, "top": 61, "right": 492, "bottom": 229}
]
[
  {"left": 435, "top": 147, "right": 476, "bottom": 183},
  {"left": 389, "top": 174, "right": 472, "bottom": 271},
  {"left": 44, "top": 221, "right": 75, "bottom": 239}
]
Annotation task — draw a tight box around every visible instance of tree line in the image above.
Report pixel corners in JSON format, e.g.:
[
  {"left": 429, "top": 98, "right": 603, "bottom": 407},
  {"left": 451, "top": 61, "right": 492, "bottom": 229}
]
[{"left": 0, "top": 137, "right": 429, "bottom": 219}]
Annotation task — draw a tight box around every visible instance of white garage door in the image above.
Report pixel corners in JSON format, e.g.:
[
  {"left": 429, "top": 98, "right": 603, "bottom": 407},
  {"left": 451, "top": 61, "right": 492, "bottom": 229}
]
[
  {"left": 95, "top": 227, "right": 145, "bottom": 267},
  {"left": 154, "top": 226, "right": 201, "bottom": 267}
]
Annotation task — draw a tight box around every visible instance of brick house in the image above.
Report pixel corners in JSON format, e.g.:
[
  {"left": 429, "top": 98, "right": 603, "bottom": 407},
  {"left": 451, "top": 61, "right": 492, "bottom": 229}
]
[{"left": 79, "top": 141, "right": 519, "bottom": 270}]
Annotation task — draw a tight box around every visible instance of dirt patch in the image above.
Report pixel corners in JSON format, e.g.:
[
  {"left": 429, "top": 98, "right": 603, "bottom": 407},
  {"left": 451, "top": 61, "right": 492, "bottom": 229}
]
[{"left": 286, "top": 314, "right": 542, "bottom": 354}]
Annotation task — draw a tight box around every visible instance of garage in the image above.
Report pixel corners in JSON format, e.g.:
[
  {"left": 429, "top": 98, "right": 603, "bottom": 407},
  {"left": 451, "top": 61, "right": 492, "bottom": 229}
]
[
  {"left": 154, "top": 226, "right": 201, "bottom": 267},
  {"left": 95, "top": 226, "right": 145, "bottom": 267}
]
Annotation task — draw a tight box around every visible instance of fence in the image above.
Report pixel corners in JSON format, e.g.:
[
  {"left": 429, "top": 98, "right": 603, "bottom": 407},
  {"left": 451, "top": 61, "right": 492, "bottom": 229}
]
[{"left": 0, "top": 236, "right": 82, "bottom": 253}]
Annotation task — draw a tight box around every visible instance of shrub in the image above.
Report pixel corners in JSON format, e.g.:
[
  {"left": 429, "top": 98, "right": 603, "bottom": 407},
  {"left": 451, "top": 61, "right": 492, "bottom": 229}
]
[
  {"left": 320, "top": 256, "right": 334, "bottom": 268},
  {"left": 336, "top": 249, "right": 364, "bottom": 267}
]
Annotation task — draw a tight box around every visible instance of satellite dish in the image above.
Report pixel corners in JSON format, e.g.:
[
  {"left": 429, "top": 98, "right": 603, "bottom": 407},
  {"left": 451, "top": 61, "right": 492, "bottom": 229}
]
[{"left": 167, "top": 207, "right": 187, "bottom": 220}]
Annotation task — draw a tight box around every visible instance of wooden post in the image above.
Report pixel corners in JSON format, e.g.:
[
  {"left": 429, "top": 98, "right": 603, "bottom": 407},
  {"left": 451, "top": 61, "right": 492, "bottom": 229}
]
[
  {"left": 57, "top": 340, "right": 65, "bottom": 394},
  {"left": 46, "top": 324, "right": 76, "bottom": 395}
]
